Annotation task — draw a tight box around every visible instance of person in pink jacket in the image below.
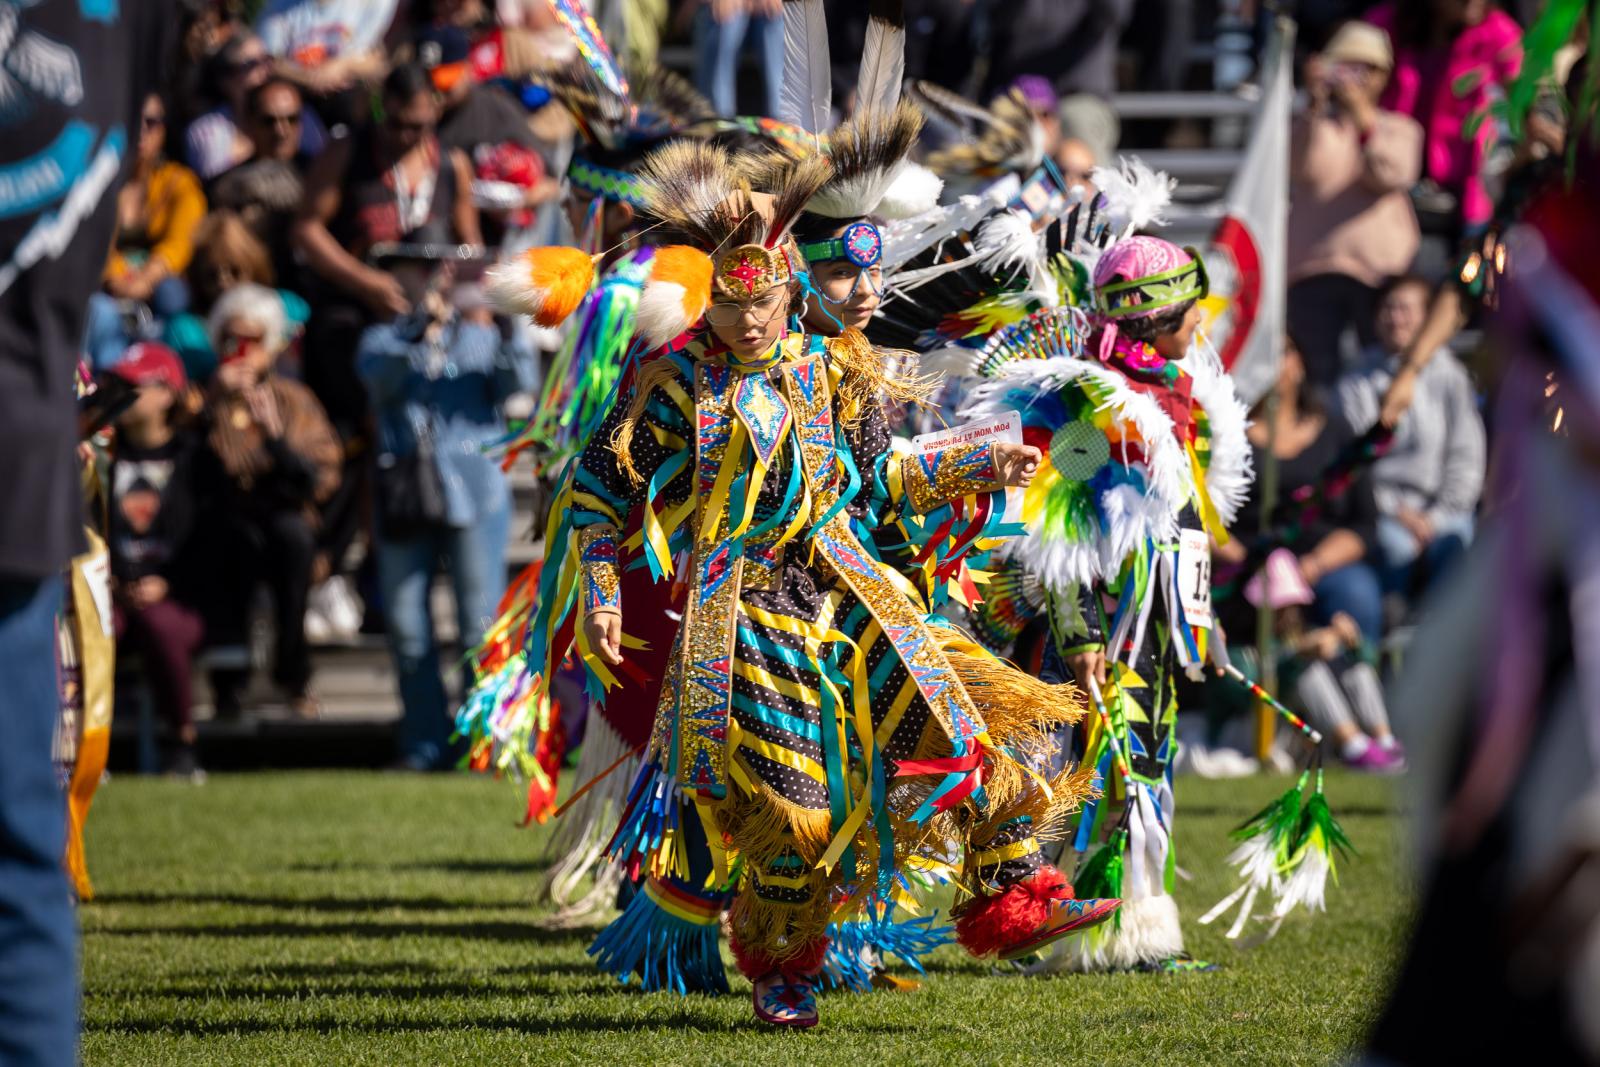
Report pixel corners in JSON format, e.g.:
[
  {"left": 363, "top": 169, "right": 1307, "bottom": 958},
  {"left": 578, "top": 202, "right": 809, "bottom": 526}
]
[
  {"left": 1362, "top": 0, "right": 1522, "bottom": 234},
  {"left": 1289, "top": 20, "right": 1425, "bottom": 386}
]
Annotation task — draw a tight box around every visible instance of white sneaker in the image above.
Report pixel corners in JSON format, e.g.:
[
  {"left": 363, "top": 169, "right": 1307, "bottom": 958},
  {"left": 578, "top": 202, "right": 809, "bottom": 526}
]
[
  {"left": 308, "top": 576, "right": 363, "bottom": 642},
  {"left": 304, "top": 603, "right": 333, "bottom": 643},
  {"left": 327, "top": 576, "right": 365, "bottom": 636},
  {"left": 1179, "top": 742, "right": 1260, "bottom": 779},
  {"left": 1209, "top": 747, "right": 1261, "bottom": 777}
]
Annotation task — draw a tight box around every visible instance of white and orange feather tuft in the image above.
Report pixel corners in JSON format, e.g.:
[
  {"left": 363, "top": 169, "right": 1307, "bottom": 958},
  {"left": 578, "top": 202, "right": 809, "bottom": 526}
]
[
  {"left": 637, "top": 245, "right": 713, "bottom": 349},
  {"left": 485, "top": 246, "right": 598, "bottom": 326}
]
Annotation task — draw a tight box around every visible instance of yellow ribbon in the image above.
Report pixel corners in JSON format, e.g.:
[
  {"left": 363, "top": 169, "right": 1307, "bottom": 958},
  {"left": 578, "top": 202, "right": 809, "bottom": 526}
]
[
  {"left": 699, "top": 419, "right": 746, "bottom": 543},
  {"left": 813, "top": 619, "right": 879, "bottom": 875},
  {"left": 1186, "top": 440, "right": 1228, "bottom": 546}
]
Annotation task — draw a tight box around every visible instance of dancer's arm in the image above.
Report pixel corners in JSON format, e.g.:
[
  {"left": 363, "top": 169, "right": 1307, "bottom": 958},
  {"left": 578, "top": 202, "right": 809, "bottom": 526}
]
[
  {"left": 1050, "top": 584, "right": 1108, "bottom": 690},
  {"left": 573, "top": 362, "right": 695, "bottom": 664}
]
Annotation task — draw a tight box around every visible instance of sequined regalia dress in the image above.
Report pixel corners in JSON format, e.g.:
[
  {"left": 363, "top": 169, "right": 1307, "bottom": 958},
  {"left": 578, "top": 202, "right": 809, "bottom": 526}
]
[{"left": 552, "top": 325, "right": 1088, "bottom": 973}]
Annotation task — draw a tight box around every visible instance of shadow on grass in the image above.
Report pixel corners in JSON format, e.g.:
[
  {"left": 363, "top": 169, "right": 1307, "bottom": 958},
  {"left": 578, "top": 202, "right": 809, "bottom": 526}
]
[
  {"left": 286, "top": 860, "right": 549, "bottom": 875},
  {"left": 88, "top": 1010, "right": 916, "bottom": 1038},
  {"left": 92, "top": 892, "right": 523, "bottom": 913},
  {"left": 89, "top": 919, "right": 597, "bottom": 943},
  {"left": 159, "top": 961, "right": 619, "bottom": 982},
  {"left": 142, "top": 967, "right": 613, "bottom": 1001},
  {"left": 171, "top": 962, "right": 433, "bottom": 979}
]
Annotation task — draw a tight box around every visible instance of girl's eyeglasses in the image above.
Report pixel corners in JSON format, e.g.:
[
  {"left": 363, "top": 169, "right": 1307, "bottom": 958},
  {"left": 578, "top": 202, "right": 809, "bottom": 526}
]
[{"left": 704, "top": 288, "right": 788, "bottom": 328}]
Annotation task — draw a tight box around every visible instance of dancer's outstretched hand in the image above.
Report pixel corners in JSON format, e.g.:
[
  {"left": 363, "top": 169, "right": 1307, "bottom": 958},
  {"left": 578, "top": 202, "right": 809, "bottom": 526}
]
[
  {"left": 993, "top": 442, "right": 1042, "bottom": 488},
  {"left": 584, "top": 611, "right": 625, "bottom": 666}
]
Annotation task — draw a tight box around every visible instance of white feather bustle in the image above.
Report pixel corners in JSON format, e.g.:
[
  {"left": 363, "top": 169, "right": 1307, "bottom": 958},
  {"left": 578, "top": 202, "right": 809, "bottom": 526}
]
[
  {"left": 1091, "top": 156, "right": 1176, "bottom": 238},
  {"left": 880, "top": 179, "right": 1016, "bottom": 273},
  {"left": 960, "top": 357, "right": 1189, "bottom": 594},
  {"left": 875, "top": 162, "right": 944, "bottom": 220},
  {"left": 1185, "top": 331, "right": 1254, "bottom": 527},
  {"left": 635, "top": 280, "right": 693, "bottom": 351},
  {"left": 974, "top": 209, "right": 1044, "bottom": 281}
]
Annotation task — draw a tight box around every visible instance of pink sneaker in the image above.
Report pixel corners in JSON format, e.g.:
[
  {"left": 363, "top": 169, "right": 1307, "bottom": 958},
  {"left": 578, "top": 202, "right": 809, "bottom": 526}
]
[{"left": 1343, "top": 744, "right": 1405, "bottom": 775}]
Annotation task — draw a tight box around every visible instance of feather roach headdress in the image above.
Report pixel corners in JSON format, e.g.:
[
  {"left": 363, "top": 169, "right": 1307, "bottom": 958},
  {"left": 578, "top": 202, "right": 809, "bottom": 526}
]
[
  {"left": 778, "top": 0, "right": 833, "bottom": 142},
  {"left": 637, "top": 140, "right": 832, "bottom": 298},
  {"left": 767, "top": 0, "right": 937, "bottom": 274},
  {"left": 856, "top": 0, "right": 908, "bottom": 118},
  {"left": 804, "top": 101, "right": 940, "bottom": 222},
  {"left": 917, "top": 83, "right": 1047, "bottom": 181},
  {"left": 779, "top": 0, "right": 911, "bottom": 139},
  {"left": 545, "top": 57, "right": 716, "bottom": 154}
]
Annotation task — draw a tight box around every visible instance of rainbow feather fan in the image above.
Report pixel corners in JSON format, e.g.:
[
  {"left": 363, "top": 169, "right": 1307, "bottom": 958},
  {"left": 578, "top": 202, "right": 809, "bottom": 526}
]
[
  {"left": 970, "top": 556, "right": 1045, "bottom": 653},
  {"left": 959, "top": 313, "right": 1189, "bottom": 594},
  {"left": 972, "top": 306, "right": 1088, "bottom": 378}
]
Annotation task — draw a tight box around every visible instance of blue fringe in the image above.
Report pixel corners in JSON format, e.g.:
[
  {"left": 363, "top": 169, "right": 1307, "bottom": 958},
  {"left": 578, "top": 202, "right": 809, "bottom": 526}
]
[
  {"left": 819, "top": 914, "right": 954, "bottom": 992},
  {"left": 587, "top": 885, "right": 730, "bottom": 996}
]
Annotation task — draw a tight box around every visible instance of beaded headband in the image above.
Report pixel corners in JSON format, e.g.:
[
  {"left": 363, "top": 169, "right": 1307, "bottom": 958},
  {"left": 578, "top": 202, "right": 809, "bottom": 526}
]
[
  {"left": 1094, "top": 249, "right": 1209, "bottom": 319},
  {"left": 566, "top": 156, "right": 649, "bottom": 208},
  {"left": 798, "top": 220, "right": 883, "bottom": 269}
]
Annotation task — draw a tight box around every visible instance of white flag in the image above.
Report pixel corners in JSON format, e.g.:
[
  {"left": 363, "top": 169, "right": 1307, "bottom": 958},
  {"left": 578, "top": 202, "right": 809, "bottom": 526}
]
[{"left": 1198, "top": 18, "right": 1295, "bottom": 405}]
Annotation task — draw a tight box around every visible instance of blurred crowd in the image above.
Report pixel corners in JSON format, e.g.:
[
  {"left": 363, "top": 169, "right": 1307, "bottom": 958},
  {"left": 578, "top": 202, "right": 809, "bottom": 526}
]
[{"left": 85, "top": 0, "right": 1576, "bottom": 779}]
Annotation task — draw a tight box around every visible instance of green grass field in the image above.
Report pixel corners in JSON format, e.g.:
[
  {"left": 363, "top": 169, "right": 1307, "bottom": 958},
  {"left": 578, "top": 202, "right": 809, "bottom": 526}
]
[{"left": 79, "top": 770, "right": 1408, "bottom": 1066}]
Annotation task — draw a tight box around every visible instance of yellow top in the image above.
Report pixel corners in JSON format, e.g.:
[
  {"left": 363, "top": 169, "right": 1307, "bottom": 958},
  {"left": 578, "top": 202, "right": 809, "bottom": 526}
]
[{"left": 106, "top": 161, "right": 207, "bottom": 280}]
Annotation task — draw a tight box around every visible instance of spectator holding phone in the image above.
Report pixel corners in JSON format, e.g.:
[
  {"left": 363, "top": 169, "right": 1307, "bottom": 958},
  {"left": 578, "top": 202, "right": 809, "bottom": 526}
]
[
  {"left": 357, "top": 258, "right": 535, "bottom": 770},
  {"left": 195, "top": 284, "right": 341, "bottom": 719},
  {"left": 165, "top": 212, "right": 310, "bottom": 382},
  {"left": 294, "top": 64, "right": 483, "bottom": 631},
  {"left": 1289, "top": 21, "right": 1423, "bottom": 387}
]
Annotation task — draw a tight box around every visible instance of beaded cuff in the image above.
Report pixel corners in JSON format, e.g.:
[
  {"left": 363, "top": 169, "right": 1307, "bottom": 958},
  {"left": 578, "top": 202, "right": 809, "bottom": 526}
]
[
  {"left": 578, "top": 525, "right": 622, "bottom": 614},
  {"left": 903, "top": 442, "right": 1000, "bottom": 514}
]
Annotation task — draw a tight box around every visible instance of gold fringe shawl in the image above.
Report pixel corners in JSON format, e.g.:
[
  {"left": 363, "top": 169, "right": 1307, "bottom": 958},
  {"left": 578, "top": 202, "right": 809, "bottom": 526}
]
[
  {"left": 710, "top": 620, "right": 1097, "bottom": 942},
  {"left": 825, "top": 328, "right": 935, "bottom": 427}
]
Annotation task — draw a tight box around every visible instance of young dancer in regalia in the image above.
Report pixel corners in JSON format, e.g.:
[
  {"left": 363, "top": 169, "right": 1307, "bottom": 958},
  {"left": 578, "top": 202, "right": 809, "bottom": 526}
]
[
  {"left": 479, "top": 138, "right": 1120, "bottom": 1026},
  {"left": 964, "top": 235, "right": 1252, "bottom": 973}
]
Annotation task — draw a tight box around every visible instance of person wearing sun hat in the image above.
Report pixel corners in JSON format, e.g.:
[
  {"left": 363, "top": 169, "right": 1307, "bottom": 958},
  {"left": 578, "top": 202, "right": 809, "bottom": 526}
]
[
  {"left": 465, "top": 135, "right": 1123, "bottom": 1028},
  {"left": 1289, "top": 18, "right": 1423, "bottom": 386}
]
